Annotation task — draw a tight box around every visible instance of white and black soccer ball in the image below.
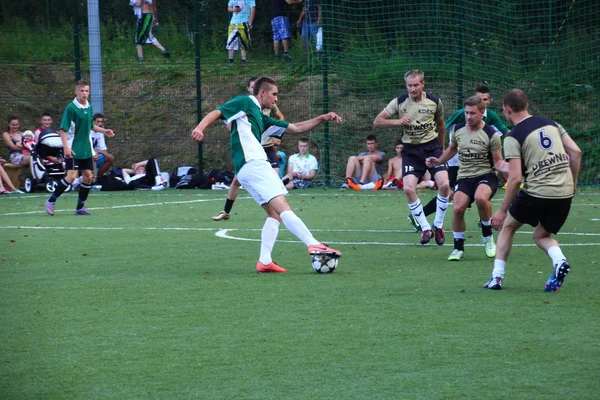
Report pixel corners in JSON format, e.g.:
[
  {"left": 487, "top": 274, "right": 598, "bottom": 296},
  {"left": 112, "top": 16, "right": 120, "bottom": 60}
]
[{"left": 311, "top": 255, "right": 338, "bottom": 274}]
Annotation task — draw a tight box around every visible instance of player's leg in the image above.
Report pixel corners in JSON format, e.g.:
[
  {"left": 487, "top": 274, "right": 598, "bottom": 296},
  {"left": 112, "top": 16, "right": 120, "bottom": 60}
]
[
  {"left": 474, "top": 181, "right": 495, "bottom": 257},
  {"left": 448, "top": 189, "right": 470, "bottom": 261},
  {"left": 431, "top": 169, "right": 450, "bottom": 245},
  {"left": 345, "top": 156, "right": 362, "bottom": 190},
  {"left": 256, "top": 203, "right": 285, "bottom": 272},
  {"left": 45, "top": 160, "right": 79, "bottom": 215},
  {"left": 213, "top": 175, "right": 240, "bottom": 221},
  {"left": 75, "top": 166, "right": 94, "bottom": 215},
  {"left": 484, "top": 212, "right": 523, "bottom": 290}
]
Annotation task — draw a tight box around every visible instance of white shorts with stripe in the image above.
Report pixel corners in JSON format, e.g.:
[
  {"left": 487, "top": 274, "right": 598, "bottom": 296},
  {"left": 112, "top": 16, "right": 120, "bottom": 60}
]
[{"left": 236, "top": 159, "right": 287, "bottom": 206}]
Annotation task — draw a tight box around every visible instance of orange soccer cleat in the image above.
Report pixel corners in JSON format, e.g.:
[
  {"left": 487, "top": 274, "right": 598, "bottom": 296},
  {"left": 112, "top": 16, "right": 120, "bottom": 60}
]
[{"left": 256, "top": 261, "right": 287, "bottom": 273}]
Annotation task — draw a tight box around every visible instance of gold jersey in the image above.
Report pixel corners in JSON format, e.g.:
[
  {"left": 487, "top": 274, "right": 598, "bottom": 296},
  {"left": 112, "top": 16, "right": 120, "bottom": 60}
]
[
  {"left": 451, "top": 123, "right": 502, "bottom": 179},
  {"left": 383, "top": 91, "right": 444, "bottom": 145}
]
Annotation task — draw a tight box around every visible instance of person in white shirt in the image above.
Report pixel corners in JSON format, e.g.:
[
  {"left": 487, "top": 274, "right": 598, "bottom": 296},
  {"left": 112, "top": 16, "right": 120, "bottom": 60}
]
[{"left": 282, "top": 138, "right": 318, "bottom": 189}]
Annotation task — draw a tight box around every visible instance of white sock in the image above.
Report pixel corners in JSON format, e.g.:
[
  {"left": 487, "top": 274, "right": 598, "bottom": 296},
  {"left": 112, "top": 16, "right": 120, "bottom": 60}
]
[
  {"left": 547, "top": 246, "right": 566, "bottom": 267},
  {"left": 408, "top": 199, "right": 431, "bottom": 231},
  {"left": 259, "top": 217, "right": 280, "bottom": 265},
  {"left": 433, "top": 194, "right": 449, "bottom": 228},
  {"left": 280, "top": 210, "right": 320, "bottom": 246},
  {"left": 492, "top": 259, "right": 506, "bottom": 278},
  {"left": 453, "top": 231, "right": 465, "bottom": 240}
]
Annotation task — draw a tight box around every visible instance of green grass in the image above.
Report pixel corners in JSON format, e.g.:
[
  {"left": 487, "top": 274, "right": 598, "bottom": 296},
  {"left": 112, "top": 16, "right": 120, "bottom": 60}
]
[{"left": 1, "top": 188, "right": 599, "bottom": 399}]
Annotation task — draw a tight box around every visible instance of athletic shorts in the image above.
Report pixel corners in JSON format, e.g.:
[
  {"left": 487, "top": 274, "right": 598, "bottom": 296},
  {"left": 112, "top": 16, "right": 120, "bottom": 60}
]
[
  {"left": 96, "top": 153, "right": 106, "bottom": 168},
  {"left": 134, "top": 14, "right": 155, "bottom": 45},
  {"left": 402, "top": 139, "right": 447, "bottom": 179},
  {"left": 448, "top": 166, "right": 459, "bottom": 188},
  {"left": 264, "top": 145, "right": 279, "bottom": 169},
  {"left": 237, "top": 159, "right": 288, "bottom": 206},
  {"left": 65, "top": 157, "right": 94, "bottom": 171},
  {"left": 509, "top": 190, "right": 572, "bottom": 234},
  {"left": 455, "top": 172, "right": 498, "bottom": 204},
  {"left": 227, "top": 23, "right": 251, "bottom": 51},
  {"left": 271, "top": 16, "right": 291, "bottom": 41}
]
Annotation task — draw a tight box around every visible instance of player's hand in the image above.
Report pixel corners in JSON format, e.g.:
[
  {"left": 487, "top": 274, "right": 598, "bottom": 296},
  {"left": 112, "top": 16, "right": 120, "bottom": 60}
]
[
  {"left": 399, "top": 116, "right": 412, "bottom": 125},
  {"left": 491, "top": 209, "right": 506, "bottom": 230},
  {"left": 425, "top": 157, "right": 438, "bottom": 168},
  {"left": 191, "top": 127, "right": 205, "bottom": 142},
  {"left": 93, "top": 154, "right": 98, "bottom": 161},
  {"left": 104, "top": 129, "right": 115, "bottom": 138},
  {"left": 321, "top": 112, "right": 342, "bottom": 122},
  {"left": 64, "top": 146, "right": 74, "bottom": 159}
]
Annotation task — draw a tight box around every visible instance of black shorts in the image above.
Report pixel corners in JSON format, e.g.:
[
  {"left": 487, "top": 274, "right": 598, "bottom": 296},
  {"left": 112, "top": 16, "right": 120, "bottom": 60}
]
[
  {"left": 65, "top": 157, "right": 94, "bottom": 171},
  {"left": 448, "top": 166, "right": 459, "bottom": 188},
  {"left": 264, "top": 145, "right": 279, "bottom": 169},
  {"left": 509, "top": 190, "right": 572, "bottom": 234},
  {"left": 455, "top": 172, "right": 499, "bottom": 204},
  {"left": 402, "top": 139, "right": 447, "bottom": 179}
]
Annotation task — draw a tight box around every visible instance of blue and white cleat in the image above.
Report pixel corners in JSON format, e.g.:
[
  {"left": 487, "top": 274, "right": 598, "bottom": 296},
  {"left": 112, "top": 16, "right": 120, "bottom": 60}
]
[{"left": 544, "top": 261, "right": 570, "bottom": 292}]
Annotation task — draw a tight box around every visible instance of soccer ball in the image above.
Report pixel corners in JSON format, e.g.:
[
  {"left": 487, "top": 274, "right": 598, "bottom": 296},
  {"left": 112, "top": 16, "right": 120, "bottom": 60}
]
[{"left": 311, "top": 255, "right": 338, "bottom": 274}]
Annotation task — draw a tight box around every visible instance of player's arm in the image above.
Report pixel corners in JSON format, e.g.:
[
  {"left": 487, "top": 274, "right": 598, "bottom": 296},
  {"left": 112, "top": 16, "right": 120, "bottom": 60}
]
[
  {"left": 249, "top": 5, "right": 256, "bottom": 26},
  {"left": 304, "top": 169, "right": 318, "bottom": 181},
  {"left": 383, "top": 159, "right": 394, "bottom": 181},
  {"left": 92, "top": 124, "right": 114, "bottom": 138},
  {"left": 427, "top": 142, "right": 457, "bottom": 167},
  {"left": 132, "top": 160, "right": 148, "bottom": 170},
  {"left": 491, "top": 149, "right": 508, "bottom": 179},
  {"left": 58, "top": 129, "right": 74, "bottom": 158},
  {"left": 192, "top": 110, "right": 223, "bottom": 142},
  {"left": 492, "top": 158, "right": 522, "bottom": 230},
  {"left": 296, "top": 6, "right": 305, "bottom": 26},
  {"left": 273, "top": 108, "right": 284, "bottom": 121},
  {"left": 561, "top": 133, "right": 582, "bottom": 189},
  {"left": 373, "top": 110, "right": 407, "bottom": 128},
  {"left": 435, "top": 114, "right": 446, "bottom": 149},
  {"left": 286, "top": 112, "right": 342, "bottom": 135},
  {"left": 2, "top": 132, "right": 22, "bottom": 151}
]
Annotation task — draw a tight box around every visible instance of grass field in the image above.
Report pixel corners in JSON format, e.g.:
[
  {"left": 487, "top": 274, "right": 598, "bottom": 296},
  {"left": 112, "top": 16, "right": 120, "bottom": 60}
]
[{"left": 1, "top": 187, "right": 599, "bottom": 399}]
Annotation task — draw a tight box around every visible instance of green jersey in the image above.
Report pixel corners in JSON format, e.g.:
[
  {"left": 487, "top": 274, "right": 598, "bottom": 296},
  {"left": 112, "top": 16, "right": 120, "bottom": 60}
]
[
  {"left": 503, "top": 116, "right": 573, "bottom": 199},
  {"left": 60, "top": 98, "right": 94, "bottom": 159},
  {"left": 217, "top": 96, "right": 289, "bottom": 173},
  {"left": 451, "top": 122, "right": 502, "bottom": 179},
  {"left": 445, "top": 108, "right": 509, "bottom": 134}
]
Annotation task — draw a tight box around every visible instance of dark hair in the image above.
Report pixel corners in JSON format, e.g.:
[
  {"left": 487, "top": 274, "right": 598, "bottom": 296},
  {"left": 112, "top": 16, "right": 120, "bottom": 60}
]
[
  {"left": 7, "top": 115, "right": 18, "bottom": 131},
  {"left": 247, "top": 77, "right": 258, "bottom": 88},
  {"left": 395, "top": 139, "right": 404, "bottom": 147},
  {"left": 503, "top": 89, "right": 528, "bottom": 112},
  {"left": 252, "top": 76, "right": 277, "bottom": 96},
  {"left": 93, "top": 113, "right": 104, "bottom": 120},
  {"left": 41, "top": 112, "right": 53, "bottom": 119},
  {"left": 76, "top": 79, "right": 89, "bottom": 88},
  {"left": 298, "top": 137, "right": 309, "bottom": 144},
  {"left": 366, "top": 134, "right": 377, "bottom": 142},
  {"left": 464, "top": 95, "right": 485, "bottom": 110},
  {"left": 475, "top": 85, "right": 490, "bottom": 94}
]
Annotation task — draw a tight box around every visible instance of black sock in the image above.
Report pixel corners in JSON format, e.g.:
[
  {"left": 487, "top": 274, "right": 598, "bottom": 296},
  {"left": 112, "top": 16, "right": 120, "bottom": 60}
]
[
  {"left": 423, "top": 197, "right": 437, "bottom": 217},
  {"left": 49, "top": 179, "right": 69, "bottom": 202},
  {"left": 224, "top": 198, "right": 235, "bottom": 214},
  {"left": 454, "top": 238, "right": 465, "bottom": 251},
  {"left": 229, "top": 58, "right": 234, "bottom": 63},
  {"left": 77, "top": 183, "right": 91, "bottom": 210},
  {"left": 481, "top": 223, "right": 493, "bottom": 238}
]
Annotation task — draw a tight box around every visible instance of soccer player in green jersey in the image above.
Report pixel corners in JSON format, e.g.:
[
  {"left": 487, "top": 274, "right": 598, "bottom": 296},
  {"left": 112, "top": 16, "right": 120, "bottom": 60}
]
[
  {"left": 45, "top": 80, "right": 115, "bottom": 216},
  {"left": 191, "top": 76, "right": 342, "bottom": 273},
  {"left": 484, "top": 89, "right": 582, "bottom": 292},
  {"left": 426, "top": 96, "right": 507, "bottom": 261}
]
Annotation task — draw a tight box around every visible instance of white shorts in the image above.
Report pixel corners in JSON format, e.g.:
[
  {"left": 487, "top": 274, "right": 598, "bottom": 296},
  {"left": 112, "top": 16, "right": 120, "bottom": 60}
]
[{"left": 236, "top": 159, "right": 287, "bottom": 206}]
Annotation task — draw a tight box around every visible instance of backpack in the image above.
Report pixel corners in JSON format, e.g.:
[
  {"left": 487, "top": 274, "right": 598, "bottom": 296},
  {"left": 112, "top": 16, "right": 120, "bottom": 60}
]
[
  {"left": 175, "top": 174, "right": 210, "bottom": 189},
  {"left": 170, "top": 166, "right": 197, "bottom": 187},
  {"left": 207, "top": 169, "right": 235, "bottom": 186}
]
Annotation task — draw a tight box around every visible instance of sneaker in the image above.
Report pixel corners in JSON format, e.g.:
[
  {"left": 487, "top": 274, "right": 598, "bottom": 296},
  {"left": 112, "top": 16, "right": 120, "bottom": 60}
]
[
  {"left": 484, "top": 276, "right": 503, "bottom": 290},
  {"left": 308, "top": 244, "right": 342, "bottom": 258},
  {"left": 10, "top": 190, "right": 25, "bottom": 194},
  {"left": 407, "top": 214, "right": 422, "bottom": 232},
  {"left": 282, "top": 52, "right": 292, "bottom": 60},
  {"left": 212, "top": 211, "right": 230, "bottom": 221},
  {"left": 382, "top": 180, "right": 396, "bottom": 190},
  {"left": 74, "top": 208, "right": 92, "bottom": 216},
  {"left": 420, "top": 230, "right": 433, "bottom": 245},
  {"left": 433, "top": 226, "right": 445, "bottom": 246},
  {"left": 447, "top": 249, "right": 464, "bottom": 261},
  {"left": 45, "top": 200, "right": 55, "bottom": 216},
  {"left": 339, "top": 183, "right": 349, "bottom": 189},
  {"left": 151, "top": 184, "right": 165, "bottom": 191},
  {"left": 346, "top": 177, "right": 361, "bottom": 191},
  {"left": 71, "top": 177, "right": 82, "bottom": 191},
  {"left": 483, "top": 236, "right": 496, "bottom": 258},
  {"left": 256, "top": 261, "right": 287, "bottom": 273},
  {"left": 162, "top": 50, "right": 170, "bottom": 57},
  {"left": 544, "top": 261, "right": 570, "bottom": 292},
  {"left": 373, "top": 178, "right": 384, "bottom": 191}
]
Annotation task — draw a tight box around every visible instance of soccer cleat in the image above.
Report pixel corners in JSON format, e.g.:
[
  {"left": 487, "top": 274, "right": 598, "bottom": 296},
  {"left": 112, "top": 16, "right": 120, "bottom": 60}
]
[
  {"left": 544, "top": 261, "right": 570, "bottom": 292},
  {"left": 339, "top": 183, "right": 349, "bottom": 189},
  {"left": 420, "top": 229, "right": 433, "bottom": 245},
  {"left": 212, "top": 211, "right": 230, "bottom": 221},
  {"left": 407, "top": 214, "right": 422, "bottom": 232},
  {"left": 308, "top": 244, "right": 342, "bottom": 259},
  {"left": 256, "top": 261, "right": 287, "bottom": 273},
  {"left": 45, "top": 200, "right": 55, "bottom": 216},
  {"left": 346, "top": 177, "right": 361, "bottom": 191},
  {"left": 74, "top": 208, "right": 92, "bottom": 216},
  {"left": 433, "top": 226, "right": 445, "bottom": 246},
  {"left": 373, "top": 178, "right": 384, "bottom": 191},
  {"left": 483, "top": 236, "right": 496, "bottom": 258},
  {"left": 447, "top": 249, "right": 464, "bottom": 261},
  {"left": 484, "top": 276, "right": 503, "bottom": 290}
]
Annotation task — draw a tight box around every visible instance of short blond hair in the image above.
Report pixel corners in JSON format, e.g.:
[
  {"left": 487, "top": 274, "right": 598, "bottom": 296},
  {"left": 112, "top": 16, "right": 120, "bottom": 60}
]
[{"left": 404, "top": 70, "right": 424, "bottom": 83}]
